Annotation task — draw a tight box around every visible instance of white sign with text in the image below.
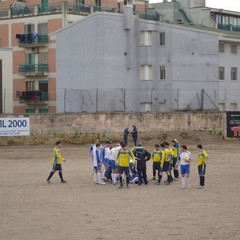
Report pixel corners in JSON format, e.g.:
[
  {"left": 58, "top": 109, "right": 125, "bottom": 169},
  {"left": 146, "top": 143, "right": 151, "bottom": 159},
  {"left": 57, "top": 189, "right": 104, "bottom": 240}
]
[{"left": 0, "top": 118, "right": 30, "bottom": 136}]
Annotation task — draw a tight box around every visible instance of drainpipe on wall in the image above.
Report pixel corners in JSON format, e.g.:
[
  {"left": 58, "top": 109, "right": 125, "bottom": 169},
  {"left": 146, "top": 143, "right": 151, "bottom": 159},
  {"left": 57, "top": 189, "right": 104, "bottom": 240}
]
[
  {"left": 124, "top": 1, "right": 133, "bottom": 70},
  {"left": 62, "top": 1, "right": 68, "bottom": 28}
]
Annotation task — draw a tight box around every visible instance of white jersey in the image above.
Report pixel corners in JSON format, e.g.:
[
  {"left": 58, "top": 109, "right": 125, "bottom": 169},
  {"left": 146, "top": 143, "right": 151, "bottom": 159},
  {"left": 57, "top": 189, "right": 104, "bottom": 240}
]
[
  {"left": 179, "top": 150, "right": 191, "bottom": 165},
  {"left": 93, "top": 148, "right": 101, "bottom": 167},
  {"left": 104, "top": 146, "right": 111, "bottom": 159},
  {"left": 109, "top": 146, "right": 121, "bottom": 160}
]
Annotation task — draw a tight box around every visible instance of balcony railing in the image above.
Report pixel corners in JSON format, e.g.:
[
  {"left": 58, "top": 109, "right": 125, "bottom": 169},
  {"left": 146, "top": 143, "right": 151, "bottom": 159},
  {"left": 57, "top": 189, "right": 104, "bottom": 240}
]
[
  {"left": 17, "top": 34, "right": 48, "bottom": 47},
  {"left": 0, "top": 2, "right": 124, "bottom": 19},
  {"left": 19, "top": 64, "right": 48, "bottom": 76},
  {"left": 218, "top": 23, "right": 240, "bottom": 32},
  {"left": 17, "top": 90, "right": 48, "bottom": 104}
]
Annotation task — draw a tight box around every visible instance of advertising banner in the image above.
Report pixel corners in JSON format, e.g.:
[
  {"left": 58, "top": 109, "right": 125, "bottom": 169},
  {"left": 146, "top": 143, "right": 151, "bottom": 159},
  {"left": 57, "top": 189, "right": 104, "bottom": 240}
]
[
  {"left": 226, "top": 112, "right": 240, "bottom": 138},
  {"left": 0, "top": 118, "right": 30, "bottom": 136}
]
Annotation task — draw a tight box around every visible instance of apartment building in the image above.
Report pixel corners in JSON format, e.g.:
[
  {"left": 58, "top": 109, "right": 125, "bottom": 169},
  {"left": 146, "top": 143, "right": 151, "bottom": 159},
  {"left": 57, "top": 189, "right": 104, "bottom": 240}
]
[
  {"left": 0, "top": 0, "right": 145, "bottom": 114},
  {"left": 52, "top": 2, "right": 240, "bottom": 113}
]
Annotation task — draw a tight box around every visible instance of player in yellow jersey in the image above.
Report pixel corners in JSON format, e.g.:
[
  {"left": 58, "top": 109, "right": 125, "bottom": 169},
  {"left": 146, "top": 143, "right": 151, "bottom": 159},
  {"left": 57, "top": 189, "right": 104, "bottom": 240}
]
[
  {"left": 197, "top": 144, "right": 208, "bottom": 189},
  {"left": 151, "top": 144, "right": 161, "bottom": 181},
  {"left": 155, "top": 144, "right": 165, "bottom": 185},
  {"left": 161, "top": 142, "right": 173, "bottom": 185},
  {"left": 46, "top": 141, "right": 66, "bottom": 183},
  {"left": 172, "top": 139, "right": 180, "bottom": 181},
  {"left": 116, "top": 142, "right": 134, "bottom": 188}
]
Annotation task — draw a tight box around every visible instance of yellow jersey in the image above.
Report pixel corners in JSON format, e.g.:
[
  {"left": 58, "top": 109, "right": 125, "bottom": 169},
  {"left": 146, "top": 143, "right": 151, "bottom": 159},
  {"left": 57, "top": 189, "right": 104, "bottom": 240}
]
[
  {"left": 152, "top": 150, "right": 163, "bottom": 163},
  {"left": 116, "top": 148, "right": 134, "bottom": 167},
  {"left": 197, "top": 150, "right": 208, "bottom": 165},
  {"left": 51, "top": 147, "right": 65, "bottom": 164}
]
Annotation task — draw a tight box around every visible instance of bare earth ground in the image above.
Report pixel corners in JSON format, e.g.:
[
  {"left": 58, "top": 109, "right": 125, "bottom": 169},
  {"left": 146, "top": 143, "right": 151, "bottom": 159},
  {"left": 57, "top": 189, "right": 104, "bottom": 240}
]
[{"left": 0, "top": 134, "right": 240, "bottom": 240}]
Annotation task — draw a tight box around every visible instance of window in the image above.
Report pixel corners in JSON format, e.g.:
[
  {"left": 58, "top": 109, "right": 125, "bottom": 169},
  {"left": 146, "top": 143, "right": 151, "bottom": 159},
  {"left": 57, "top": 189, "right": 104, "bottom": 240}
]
[
  {"left": 140, "top": 103, "right": 152, "bottom": 112},
  {"left": 26, "top": 108, "right": 35, "bottom": 113},
  {"left": 230, "top": 103, "right": 237, "bottom": 111},
  {"left": 231, "top": 45, "right": 237, "bottom": 54},
  {"left": 231, "top": 67, "right": 237, "bottom": 80},
  {"left": 158, "top": 32, "right": 165, "bottom": 46},
  {"left": 38, "top": 23, "right": 48, "bottom": 35},
  {"left": 38, "top": 52, "right": 48, "bottom": 64},
  {"left": 159, "top": 65, "right": 165, "bottom": 80},
  {"left": 219, "top": 67, "right": 225, "bottom": 80},
  {"left": 39, "top": 108, "right": 49, "bottom": 113},
  {"left": 25, "top": 24, "right": 34, "bottom": 34},
  {"left": 219, "top": 43, "right": 224, "bottom": 53},
  {"left": 26, "top": 81, "right": 35, "bottom": 91},
  {"left": 26, "top": 53, "right": 35, "bottom": 64},
  {"left": 140, "top": 65, "right": 153, "bottom": 80},
  {"left": 140, "top": 31, "right": 152, "bottom": 46}
]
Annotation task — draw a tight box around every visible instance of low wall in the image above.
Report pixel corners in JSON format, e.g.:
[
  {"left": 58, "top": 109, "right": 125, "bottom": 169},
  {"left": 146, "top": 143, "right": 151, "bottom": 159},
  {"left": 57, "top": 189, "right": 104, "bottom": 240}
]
[{"left": 0, "top": 112, "right": 225, "bottom": 145}]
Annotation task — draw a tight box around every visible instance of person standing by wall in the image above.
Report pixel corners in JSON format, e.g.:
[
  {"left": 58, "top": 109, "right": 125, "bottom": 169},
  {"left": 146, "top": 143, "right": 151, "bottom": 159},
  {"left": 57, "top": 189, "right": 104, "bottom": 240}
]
[
  {"left": 131, "top": 125, "right": 138, "bottom": 146},
  {"left": 197, "top": 144, "right": 208, "bottom": 189},
  {"left": 123, "top": 127, "right": 129, "bottom": 146}
]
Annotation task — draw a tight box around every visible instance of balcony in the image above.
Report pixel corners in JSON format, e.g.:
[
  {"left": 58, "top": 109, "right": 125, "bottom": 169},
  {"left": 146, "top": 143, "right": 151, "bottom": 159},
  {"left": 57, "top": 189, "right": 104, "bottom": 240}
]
[
  {"left": 17, "top": 34, "right": 48, "bottom": 48},
  {"left": 218, "top": 23, "right": 240, "bottom": 32},
  {"left": 19, "top": 64, "right": 48, "bottom": 76},
  {"left": 17, "top": 91, "right": 48, "bottom": 105}
]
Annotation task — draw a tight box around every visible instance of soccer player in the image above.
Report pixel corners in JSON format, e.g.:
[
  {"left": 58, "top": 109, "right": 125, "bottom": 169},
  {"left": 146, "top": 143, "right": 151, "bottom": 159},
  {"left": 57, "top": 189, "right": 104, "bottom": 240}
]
[
  {"left": 164, "top": 141, "right": 174, "bottom": 182},
  {"left": 172, "top": 139, "right": 180, "bottom": 181},
  {"left": 151, "top": 144, "right": 161, "bottom": 181},
  {"left": 46, "top": 141, "right": 66, "bottom": 183},
  {"left": 89, "top": 138, "right": 100, "bottom": 155},
  {"left": 179, "top": 145, "right": 192, "bottom": 189},
  {"left": 197, "top": 144, "right": 208, "bottom": 189},
  {"left": 116, "top": 142, "right": 134, "bottom": 188},
  {"left": 100, "top": 141, "right": 111, "bottom": 178},
  {"left": 109, "top": 143, "right": 121, "bottom": 185},
  {"left": 93, "top": 143, "right": 106, "bottom": 185},
  {"left": 160, "top": 142, "right": 173, "bottom": 185},
  {"left": 132, "top": 143, "right": 151, "bottom": 186}
]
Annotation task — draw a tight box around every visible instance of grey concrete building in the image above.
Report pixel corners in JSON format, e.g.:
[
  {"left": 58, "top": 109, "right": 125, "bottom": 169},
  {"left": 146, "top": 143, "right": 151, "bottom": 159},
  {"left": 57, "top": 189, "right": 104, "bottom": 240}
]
[{"left": 52, "top": 2, "right": 240, "bottom": 113}]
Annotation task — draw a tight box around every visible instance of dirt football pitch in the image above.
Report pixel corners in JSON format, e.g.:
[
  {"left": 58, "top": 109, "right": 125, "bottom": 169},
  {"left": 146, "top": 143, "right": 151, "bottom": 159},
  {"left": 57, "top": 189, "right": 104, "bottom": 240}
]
[{"left": 0, "top": 134, "right": 240, "bottom": 240}]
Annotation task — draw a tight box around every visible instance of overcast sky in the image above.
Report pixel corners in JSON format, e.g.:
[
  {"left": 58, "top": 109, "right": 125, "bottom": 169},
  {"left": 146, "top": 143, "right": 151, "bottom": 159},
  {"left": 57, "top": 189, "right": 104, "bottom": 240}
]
[{"left": 149, "top": 0, "right": 240, "bottom": 12}]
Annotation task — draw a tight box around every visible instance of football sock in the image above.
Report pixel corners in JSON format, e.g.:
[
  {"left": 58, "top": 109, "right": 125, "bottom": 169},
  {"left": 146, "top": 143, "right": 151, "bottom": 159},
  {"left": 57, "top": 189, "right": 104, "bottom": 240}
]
[
  {"left": 126, "top": 176, "right": 129, "bottom": 186},
  {"left": 158, "top": 175, "right": 162, "bottom": 183},
  {"left": 59, "top": 171, "right": 64, "bottom": 181},
  {"left": 47, "top": 171, "right": 54, "bottom": 180},
  {"left": 119, "top": 176, "right": 123, "bottom": 186}
]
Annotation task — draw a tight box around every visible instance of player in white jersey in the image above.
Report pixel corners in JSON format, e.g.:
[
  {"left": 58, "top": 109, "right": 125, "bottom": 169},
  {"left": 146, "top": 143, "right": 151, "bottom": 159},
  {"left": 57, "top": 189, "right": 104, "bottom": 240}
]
[
  {"left": 93, "top": 143, "right": 106, "bottom": 185},
  {"left": 109, "top": 143, "right": 121, "bottom": 185},
  {"left": 179, "top": 145, "right": 192, "bottom": 189}
]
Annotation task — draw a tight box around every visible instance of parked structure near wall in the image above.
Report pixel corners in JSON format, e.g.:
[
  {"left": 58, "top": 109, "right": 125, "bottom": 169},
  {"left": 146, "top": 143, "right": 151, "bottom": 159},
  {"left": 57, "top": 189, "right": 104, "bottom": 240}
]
[{"left": 0, "top": 111, "right": 225, "bottom": 145}]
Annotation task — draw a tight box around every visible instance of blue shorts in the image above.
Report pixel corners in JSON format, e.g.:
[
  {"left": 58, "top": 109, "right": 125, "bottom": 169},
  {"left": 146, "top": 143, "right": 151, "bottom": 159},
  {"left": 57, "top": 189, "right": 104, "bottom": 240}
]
[
  {"left": 118, "top": 166, "right": 130, "bottom": 175},
  {"left": 198, "top": 164, "right": 206, "bottom": 175},
  {"left": 109, "top": 160, "right": 116, "bottom": 170},
  {"left": 181, "top": 164, "right": 190, "bottom": 175},
  {"left": 93, "top": 164, "right": 101, "bottom": 171},
  {"left": 53, "top": 164, "right": 62, "bottom": 171},
  {"left": 162, "top": 162, "right": 170, "bottom": 172},
  {"left": 103, "top": 158, "right": 110, "bottom": 167},
  {"left": 173, "top": 157, "right": 178, "bottom": 167},
  {"left": 153, "top": 162, "right": 161, "bottom": 171}
]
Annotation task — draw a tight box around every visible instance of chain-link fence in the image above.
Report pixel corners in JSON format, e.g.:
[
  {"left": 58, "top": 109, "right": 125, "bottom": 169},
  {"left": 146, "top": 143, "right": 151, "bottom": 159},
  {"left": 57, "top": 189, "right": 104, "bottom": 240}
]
[{"left": 1, "top": 87, "right": 225, "bottom": 113}]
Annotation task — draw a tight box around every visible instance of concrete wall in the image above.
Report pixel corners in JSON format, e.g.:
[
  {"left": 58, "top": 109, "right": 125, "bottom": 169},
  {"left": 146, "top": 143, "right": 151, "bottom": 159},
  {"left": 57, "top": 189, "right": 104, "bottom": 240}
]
[{"left": 0, "top": 111, "right": 226, "bottom": 145}]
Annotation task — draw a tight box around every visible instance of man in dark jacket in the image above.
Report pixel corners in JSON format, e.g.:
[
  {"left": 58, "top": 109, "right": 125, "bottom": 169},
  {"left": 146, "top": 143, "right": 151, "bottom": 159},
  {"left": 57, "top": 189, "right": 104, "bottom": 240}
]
[
  {"left": 133, "top": 143, "right": 151, "bottom": 185},
  {"left": 131, "top": 125, "right": 138, "bottom": 146}
]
